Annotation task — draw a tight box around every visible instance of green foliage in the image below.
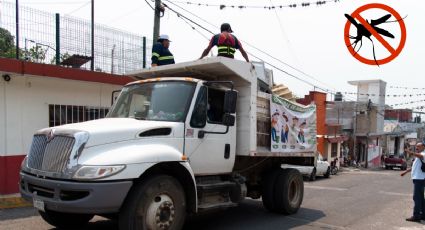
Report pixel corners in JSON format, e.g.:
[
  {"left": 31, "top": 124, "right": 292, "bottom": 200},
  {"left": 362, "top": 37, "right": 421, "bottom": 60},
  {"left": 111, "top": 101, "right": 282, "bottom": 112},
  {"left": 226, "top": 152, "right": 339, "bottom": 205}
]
[
  {"left": 50, "top": 52, "right": 71, "bottom": 64},
  {"left": 25, "top": 45, "right": 47, "bottom": 63},
  {"left": 1, "top": 27, "right": 49, "bottom": 62},
  {"left": 0, "top": 27, "right": 15, "bottom": 58}
]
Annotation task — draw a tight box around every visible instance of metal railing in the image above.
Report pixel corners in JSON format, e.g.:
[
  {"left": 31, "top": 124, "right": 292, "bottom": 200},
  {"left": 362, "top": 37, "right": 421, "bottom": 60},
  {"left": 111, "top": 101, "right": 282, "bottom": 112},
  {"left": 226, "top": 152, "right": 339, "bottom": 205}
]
[
  {"left": 49, "top": 104, "right": 109, "bottom": 127},
  {"left": 0, "top": 1, "right": 151, "bottom": 74}
]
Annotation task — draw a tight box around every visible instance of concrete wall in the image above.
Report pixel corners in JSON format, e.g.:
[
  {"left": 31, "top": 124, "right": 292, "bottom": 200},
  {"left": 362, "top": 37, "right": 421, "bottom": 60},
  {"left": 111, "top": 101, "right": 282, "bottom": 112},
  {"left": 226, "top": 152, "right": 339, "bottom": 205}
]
[
  {"left": 0, "top": 58, "right": 134, "bottom": 194},
  {"left": 0, "top": 74, "right": 122, "bottom": 157}
]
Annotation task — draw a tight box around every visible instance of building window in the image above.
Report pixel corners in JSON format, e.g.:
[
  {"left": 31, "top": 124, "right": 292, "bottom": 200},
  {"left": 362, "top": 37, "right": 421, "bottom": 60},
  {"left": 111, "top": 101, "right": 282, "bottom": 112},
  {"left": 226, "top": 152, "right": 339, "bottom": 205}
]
[{"left": 49, "top": 104, "right": 109, "bottom": 127}]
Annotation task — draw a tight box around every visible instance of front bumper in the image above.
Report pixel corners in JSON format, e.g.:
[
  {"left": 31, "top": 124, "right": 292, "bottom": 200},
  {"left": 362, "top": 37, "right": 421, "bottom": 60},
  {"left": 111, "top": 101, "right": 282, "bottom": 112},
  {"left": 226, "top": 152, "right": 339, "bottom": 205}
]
[{"left": 20, "top": 171, "right": 133, "bottom": 214}]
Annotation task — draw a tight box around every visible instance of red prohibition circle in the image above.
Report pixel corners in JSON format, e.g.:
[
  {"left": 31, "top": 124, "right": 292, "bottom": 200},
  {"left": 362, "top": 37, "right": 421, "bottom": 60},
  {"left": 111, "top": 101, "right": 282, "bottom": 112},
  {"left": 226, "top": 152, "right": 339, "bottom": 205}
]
[{"left": 344, "top": 3, "right": 407, "bottom": 65}]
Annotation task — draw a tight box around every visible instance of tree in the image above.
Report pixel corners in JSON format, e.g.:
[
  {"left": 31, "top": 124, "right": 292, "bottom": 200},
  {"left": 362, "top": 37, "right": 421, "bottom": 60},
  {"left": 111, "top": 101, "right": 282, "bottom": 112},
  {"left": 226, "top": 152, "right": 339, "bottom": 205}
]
[
  {"left": 25, "top": 45, "right": 47, "bottom": 63},
  {"left": 0, "top": 27, "right": 16, "bottom": 58},
  {"left": 1, "top": 27, "right": 48, "bottom": 62}
]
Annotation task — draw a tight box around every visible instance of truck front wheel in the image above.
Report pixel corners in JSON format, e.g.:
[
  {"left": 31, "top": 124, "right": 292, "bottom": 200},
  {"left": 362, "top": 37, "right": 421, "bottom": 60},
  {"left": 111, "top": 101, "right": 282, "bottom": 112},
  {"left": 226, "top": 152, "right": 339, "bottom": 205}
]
[
  {"left": 119, "top": 175, "right": 186, "bottom": 230},
  {"left": 38, "top": 210, "right": 93, "bottom": 229},
  {"left": 274, "top": 168, "right": 304, "bottom": 215}
]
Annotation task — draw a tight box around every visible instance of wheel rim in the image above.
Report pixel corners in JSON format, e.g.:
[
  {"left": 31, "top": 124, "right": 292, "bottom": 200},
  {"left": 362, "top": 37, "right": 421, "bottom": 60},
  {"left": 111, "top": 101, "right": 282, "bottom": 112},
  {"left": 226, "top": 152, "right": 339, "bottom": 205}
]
[
  {"left": 288, "top": 178, "right": 301, "bottom": 206},
  {"left": 146, "top": 194, "right": 176, "bottom": 230}
]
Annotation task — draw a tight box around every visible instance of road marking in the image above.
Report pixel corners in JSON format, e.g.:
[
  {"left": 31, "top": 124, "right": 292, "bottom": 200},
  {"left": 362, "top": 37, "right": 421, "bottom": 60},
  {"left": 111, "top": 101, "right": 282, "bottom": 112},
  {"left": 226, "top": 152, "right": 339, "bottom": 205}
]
[
  {"left": 305, "top": 185, "right": 348, "bottom": 191},
  {"left": 379, "top": 191, "right": 411, "bottom": 197}
]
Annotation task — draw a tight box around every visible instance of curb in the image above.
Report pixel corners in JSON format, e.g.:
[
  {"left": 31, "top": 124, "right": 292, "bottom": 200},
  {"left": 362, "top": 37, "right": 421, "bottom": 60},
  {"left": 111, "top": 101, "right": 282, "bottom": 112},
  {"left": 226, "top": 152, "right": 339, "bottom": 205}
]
[{"left": 0, "top": 195, "right": 31, "bottom": 209}]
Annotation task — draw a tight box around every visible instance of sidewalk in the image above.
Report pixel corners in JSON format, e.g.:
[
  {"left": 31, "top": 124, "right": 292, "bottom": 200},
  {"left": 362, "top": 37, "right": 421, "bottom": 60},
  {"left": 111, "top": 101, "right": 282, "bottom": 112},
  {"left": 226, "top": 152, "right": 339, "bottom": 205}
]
[{"left": 0, "top": 194, "right": 31, "bottom": 209}]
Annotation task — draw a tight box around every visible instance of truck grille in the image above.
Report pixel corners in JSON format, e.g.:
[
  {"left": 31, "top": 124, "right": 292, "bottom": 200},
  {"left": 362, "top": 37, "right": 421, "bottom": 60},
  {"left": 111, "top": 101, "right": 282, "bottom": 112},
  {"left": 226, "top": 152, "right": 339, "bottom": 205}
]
[{"left": 27, "top": 134, "right": 76, "bottom": 173}]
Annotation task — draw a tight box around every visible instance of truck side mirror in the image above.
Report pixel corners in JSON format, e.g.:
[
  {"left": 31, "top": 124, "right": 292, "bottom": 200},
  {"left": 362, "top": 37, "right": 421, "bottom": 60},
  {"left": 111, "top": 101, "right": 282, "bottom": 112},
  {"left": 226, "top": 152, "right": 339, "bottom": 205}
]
[
  {"left": 223, "top": 114, "right": 235, "bottom": 127},
  {"left": 111, "top": 90, "right": 121, "bottom": 106},
  {"left": 224, "top": 90, "right": 238, "bottom": 114}
]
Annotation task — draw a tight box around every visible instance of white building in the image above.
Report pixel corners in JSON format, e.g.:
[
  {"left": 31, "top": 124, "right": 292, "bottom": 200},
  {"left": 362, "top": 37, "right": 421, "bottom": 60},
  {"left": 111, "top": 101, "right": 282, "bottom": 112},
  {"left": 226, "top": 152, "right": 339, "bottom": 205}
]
[{"left": 0, "top": 58, "right": 133, "bottom": 194}]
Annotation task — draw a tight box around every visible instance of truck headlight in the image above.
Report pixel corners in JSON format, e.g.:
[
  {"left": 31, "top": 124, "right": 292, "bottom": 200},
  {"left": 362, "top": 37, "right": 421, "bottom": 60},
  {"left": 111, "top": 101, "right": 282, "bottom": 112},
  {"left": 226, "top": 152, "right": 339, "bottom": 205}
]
[{"left": 73, "top": 165, "right": 126, "bottom": 180}]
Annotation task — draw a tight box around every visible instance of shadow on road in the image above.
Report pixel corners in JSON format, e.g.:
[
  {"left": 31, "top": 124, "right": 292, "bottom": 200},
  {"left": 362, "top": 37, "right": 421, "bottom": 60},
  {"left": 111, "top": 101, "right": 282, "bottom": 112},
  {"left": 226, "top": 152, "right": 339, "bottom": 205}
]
[
  {"left": 184, "top": 199, "right": 326, "bottom": 230},
  {"left": 1, "top": 199, "right": 326, "bottom": 230}
]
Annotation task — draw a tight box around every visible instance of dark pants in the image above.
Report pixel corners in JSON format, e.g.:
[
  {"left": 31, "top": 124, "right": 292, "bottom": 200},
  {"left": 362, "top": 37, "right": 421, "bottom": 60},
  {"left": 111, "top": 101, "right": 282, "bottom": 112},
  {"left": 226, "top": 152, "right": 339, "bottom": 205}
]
[{"left": 412, "top": 179, "right": 425, "bottom": 218}]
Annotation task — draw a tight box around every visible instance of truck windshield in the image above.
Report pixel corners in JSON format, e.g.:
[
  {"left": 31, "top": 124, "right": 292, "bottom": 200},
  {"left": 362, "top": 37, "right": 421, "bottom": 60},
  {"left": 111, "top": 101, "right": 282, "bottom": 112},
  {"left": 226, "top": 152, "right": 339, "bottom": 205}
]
[{"left": 107, "top": 81, "right": 196, "bottom": 122}]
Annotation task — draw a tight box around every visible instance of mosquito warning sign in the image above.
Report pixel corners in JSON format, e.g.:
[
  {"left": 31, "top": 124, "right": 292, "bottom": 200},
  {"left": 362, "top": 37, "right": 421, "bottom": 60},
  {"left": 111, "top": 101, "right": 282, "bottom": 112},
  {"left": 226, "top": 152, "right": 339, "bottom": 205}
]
[{"left": 344, "top": 3, "right": 406, "bottom": 66}]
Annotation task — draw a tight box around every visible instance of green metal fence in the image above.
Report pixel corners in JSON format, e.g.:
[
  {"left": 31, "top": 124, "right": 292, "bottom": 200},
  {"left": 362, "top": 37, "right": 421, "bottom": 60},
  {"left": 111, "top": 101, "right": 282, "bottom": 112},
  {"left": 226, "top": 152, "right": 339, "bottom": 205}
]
[{"left": 0, "top": 1, "right": 151, "bottom": 74}]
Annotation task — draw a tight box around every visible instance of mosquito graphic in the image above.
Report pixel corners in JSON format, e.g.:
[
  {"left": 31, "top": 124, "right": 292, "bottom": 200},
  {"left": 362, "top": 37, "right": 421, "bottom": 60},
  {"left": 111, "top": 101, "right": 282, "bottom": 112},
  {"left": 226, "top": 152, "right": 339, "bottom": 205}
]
[{"left": 345, "top": 13, "right": 402, "bottom": 66}]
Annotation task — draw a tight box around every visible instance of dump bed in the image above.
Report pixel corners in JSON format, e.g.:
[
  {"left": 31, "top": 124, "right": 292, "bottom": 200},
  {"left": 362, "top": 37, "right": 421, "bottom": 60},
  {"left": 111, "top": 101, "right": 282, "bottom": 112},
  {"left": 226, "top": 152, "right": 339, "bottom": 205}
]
[{"left": 129, "top": 57, "right": 316, "bottom": 158}]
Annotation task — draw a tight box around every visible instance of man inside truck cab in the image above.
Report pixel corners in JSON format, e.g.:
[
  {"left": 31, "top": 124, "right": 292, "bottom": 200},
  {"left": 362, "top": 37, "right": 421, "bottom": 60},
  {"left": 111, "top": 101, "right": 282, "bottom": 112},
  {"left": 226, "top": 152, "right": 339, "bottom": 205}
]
[
  {"left": 151, "top": 34, "right": 175, "bottom": 67},
  {"left": 199, "top": 23, "right": 250, "bottom": 62}
]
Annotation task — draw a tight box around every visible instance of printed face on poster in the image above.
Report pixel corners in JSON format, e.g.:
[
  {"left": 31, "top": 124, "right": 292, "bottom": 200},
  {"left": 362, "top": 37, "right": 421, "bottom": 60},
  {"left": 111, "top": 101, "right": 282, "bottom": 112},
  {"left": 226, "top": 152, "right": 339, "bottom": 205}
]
[{"left": 270, "top": 95, "right": 317, "bottom": 153}]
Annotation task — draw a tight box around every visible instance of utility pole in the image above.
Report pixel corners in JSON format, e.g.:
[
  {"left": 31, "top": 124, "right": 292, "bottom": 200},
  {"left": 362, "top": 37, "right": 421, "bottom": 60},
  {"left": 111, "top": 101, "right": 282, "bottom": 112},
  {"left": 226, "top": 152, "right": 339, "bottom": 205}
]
[
  {"left": 90, "top": 0, "right": 94, "bottom": 71},
  {"left": 152, "top": 0, "right": 161, "bottom": 45},
  {"left": 15, "top": 0, "right": 20, "bottom": 60},
  {"left": 365, "top": 99, "right": 372, "bottom": 168}
]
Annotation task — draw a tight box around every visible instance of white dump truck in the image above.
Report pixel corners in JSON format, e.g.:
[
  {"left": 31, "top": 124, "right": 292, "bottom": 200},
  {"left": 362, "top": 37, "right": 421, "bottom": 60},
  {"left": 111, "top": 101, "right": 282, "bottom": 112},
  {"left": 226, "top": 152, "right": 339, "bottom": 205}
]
[{"left": 20, "top": 57, "right": 316, "bottom": 230}]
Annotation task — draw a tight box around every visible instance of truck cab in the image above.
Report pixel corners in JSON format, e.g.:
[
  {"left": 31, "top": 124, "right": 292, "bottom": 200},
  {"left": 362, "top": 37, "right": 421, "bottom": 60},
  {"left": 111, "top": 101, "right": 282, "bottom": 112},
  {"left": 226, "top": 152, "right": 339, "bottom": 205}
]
[{"left": 20, "top": 57, "right": 313, "bottom": 230}]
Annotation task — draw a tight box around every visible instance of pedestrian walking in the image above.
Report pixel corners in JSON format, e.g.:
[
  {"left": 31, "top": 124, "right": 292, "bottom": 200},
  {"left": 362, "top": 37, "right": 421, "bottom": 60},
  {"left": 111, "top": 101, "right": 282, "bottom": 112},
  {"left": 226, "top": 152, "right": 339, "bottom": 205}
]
[
  {"left": 151, "top": 34, "right": 175, "bottom": 67},
  {"left": 199, "top": 23, "right": 249, "bottom": 62},
  {"left": 400, "top": 142, "right": 425, "bottom": 222}
]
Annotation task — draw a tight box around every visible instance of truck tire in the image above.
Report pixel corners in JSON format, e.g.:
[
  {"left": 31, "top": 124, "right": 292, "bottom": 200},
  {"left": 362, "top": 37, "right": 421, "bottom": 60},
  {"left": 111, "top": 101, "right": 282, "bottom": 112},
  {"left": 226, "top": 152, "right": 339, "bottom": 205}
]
[
  {"left": 261, "top": 169, "right": 282, "bottom": 212},
  {"left": 119, "top": 175, "right": 186, "bottom": 230},
  {"left": 38, "top": 210, "right": 93, "bottom": 229},
  {"left": 274, "top": 168, "right": 304, "bottom": 215},
  {"left": 309, "top": 168, "right": 317, "bottom": 181}
]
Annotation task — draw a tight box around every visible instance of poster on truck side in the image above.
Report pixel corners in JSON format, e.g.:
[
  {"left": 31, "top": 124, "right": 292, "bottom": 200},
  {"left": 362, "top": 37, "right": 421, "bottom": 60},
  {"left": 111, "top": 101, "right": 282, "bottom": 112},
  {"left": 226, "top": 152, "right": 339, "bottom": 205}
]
[{"left": 270, "top": 95, "right": 317, "bottom": 153}]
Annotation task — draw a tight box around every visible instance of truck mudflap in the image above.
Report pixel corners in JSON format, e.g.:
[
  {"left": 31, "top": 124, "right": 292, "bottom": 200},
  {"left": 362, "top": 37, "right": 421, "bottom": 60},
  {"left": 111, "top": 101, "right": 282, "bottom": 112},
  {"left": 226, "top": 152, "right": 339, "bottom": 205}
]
[{"left": 20, "top": 171, "right": 133, "bottom": 214}]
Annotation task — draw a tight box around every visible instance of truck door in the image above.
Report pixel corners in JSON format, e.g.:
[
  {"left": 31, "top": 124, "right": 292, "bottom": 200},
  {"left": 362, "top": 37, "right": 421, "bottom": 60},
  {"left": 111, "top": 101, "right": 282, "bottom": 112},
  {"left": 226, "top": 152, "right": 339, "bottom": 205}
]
[{"left": 185, "top": 86, "right": 236, "bottom": 175}]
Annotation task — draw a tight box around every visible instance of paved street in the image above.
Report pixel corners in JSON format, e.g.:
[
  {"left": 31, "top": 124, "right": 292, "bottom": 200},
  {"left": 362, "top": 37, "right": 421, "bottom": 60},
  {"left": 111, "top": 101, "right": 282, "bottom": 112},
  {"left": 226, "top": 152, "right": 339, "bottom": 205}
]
[{"left": 1, "top": 169, "right": 423, "bottom": 230}]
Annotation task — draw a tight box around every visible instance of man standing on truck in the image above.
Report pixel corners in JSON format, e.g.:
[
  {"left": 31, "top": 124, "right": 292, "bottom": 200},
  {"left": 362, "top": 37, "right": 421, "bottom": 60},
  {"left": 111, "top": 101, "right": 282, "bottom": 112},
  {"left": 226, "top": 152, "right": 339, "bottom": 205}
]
[
  {"left": 199, "top": 23, "right": 250, "bottom": 62},
  {"left": 401, "top": 142, "right": 425, "bottom": 222},
  {"left": 151, "top": 34, "right": 175, "bottom": 67}
]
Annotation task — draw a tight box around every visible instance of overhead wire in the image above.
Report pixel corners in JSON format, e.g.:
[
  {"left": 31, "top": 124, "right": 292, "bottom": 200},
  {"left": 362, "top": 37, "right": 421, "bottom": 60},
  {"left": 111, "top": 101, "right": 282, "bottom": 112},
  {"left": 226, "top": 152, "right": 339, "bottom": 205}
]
[
  {"left": 169, "top": 0, "right": 341, "bottom": 10},
  {"left": 143, "top": 0, "right": 155, "bottom": 10},
  {"left": 64, "top": 1, "right": 90, "bottom": 16},
  {"left": 163, "top": 0, "right": 345, "bottom": 97}
]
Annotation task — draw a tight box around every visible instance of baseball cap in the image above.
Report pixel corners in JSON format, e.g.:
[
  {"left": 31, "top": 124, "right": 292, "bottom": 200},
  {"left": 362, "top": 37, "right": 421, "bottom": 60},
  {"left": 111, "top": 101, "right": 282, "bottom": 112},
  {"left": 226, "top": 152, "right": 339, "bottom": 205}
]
[
  {"left": 158, "top": 34, "right": 171, "bottom": 41},
  {"left": 220, "top": 23, "right": 233, "bottom": 33}
]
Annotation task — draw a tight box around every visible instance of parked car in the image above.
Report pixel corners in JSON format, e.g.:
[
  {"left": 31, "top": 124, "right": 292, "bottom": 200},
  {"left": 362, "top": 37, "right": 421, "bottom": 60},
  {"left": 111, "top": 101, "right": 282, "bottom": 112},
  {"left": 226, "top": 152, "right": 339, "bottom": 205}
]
[
  {"left": 282, "top": 155, "right": 331, "bottom": 181},
  {"left": 384, "top": 155, "right": 407, "bottom": 170}
]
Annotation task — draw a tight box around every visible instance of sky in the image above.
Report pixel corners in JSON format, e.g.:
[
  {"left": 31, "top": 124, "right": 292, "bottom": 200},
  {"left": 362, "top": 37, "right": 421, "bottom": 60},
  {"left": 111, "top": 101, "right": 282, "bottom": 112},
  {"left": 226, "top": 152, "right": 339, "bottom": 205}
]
[{"left": 2, "top": 0, "right": 425, "bottom": 110}]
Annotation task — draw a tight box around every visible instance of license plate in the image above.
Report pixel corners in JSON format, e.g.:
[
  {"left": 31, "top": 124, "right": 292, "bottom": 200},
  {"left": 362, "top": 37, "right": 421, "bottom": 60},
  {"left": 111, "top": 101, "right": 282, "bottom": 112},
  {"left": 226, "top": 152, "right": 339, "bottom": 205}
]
[
  {"left": 396, "top": 164, "right": 402, "bottom": 166},
  {"left": 33, "top": 198, "right": 45, "bottom": 212}
]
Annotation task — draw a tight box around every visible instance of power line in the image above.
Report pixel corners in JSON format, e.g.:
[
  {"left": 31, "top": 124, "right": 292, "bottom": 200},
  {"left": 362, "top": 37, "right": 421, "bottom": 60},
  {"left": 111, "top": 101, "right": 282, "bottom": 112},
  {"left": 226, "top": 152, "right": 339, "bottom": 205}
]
[
  {"left": 163, "top": 0, "right": 217, "bottom": 29},
  {"left": 65, "top": 1, "right": 90, "bottom": 16},
  {"left": 390, "top": 99, "right": 425, "bottom": 107},
  {"left": 163, "top": 3, "right": 338, "bottom": 95},
  {"left": 143, "top": 0, "right": 155, "bottom": 11},
  {"left": 175, "top": 13, "right": 210, "bottom": 40},
  {"left": 389, "top": 85, "right": 425, "bottom": 90},
  {"left": 164, "top": 0, "right": 343, "bottom": 97},
  {"left": 170, "top": 0, "right": 341, "bottom": 10},
  {"left": 343, "top": 92, "right": 425, "bottom": 97},
  {"left": 162, "top": 3, "right": 214, "bottom": 35}
]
